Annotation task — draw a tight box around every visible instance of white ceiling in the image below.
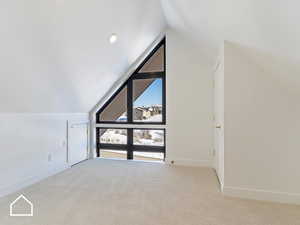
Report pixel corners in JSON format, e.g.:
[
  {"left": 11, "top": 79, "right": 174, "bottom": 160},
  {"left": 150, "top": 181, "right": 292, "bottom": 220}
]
[
  {"left": 162, "top": 0, "right": 300, "bottom": 65},
  {"left": 1, "top": 0, "right": 300, "bottom": 113},
  {"left": 0, "top": 0, "right": 166, "bottom": 113}
]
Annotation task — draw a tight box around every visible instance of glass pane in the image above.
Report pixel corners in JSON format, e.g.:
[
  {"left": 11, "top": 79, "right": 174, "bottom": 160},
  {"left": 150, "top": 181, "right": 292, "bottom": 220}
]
[
  {"left": 99, "top": 86, "right": 127, "bottom": 122},
  {"left": 133, "top": 129, "right": 164, "bottom": 146},
  {"left": 138, "top": 45, "right": 164, "bottom": 73},
  {"left": 133, "top": 78, "right": 163, "bottom": 122},
  {"left": 101, "top": 150, "right": 127, "bottom": 160},
  {"left": 133, "top": 152, "right": 164, "bottom": 161},
  {"left": 100, "top": 129, "right": 127, "bottom": 145}
]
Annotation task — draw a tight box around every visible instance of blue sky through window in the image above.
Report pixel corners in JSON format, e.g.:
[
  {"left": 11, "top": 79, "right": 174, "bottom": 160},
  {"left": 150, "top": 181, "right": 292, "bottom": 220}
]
[{"left": 134, "top": 79, "right": 162, "bottom": 107}]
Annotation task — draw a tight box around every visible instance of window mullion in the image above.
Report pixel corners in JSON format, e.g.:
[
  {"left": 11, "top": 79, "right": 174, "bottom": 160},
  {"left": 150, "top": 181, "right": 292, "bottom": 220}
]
[
  {"left": 127, "top": 79, "right": 133, "bottom": 160},
  {"left": 162, "top": 74, "right": 166, "bottom": 124},
  {"left": 127, "top": 79, "right": 133, "bottom": 123},
  {"left": 127, "top": 128, "right": 133, "bottom": 160}
]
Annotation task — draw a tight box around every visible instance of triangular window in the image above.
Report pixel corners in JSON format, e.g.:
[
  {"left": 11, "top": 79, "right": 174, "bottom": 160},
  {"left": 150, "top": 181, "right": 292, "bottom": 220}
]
[
  {"left": 96, "top": 38, "right": 166, "bottom": 161},
  {"left": 96, "top": 38, "right": 165, "bottom": 124}
]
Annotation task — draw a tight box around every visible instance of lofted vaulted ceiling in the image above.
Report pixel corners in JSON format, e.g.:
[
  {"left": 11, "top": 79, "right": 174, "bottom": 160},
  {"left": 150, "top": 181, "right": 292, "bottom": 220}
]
[
  {"left": 1, "top": 0, "right": 300, "bottom": 113},
  {"left": 0, "top": 0, "right": 166, "bottom": 113},
  {"left": 162, "top": 0, "right": 300, "bottom": 64},
  {"left": 161, "top": 0, "right": 300, "bottom": 93}
]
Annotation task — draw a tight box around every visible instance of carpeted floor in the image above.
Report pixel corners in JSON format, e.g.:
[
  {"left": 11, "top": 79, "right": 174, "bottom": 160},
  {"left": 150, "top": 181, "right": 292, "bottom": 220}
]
[{"left": 0, "top": 159, "right": 299, "bottom": 225}]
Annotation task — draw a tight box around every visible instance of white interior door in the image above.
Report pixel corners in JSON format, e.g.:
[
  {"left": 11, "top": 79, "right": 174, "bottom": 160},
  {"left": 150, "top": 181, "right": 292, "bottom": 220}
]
[
  {"left": 213, "top": 61, "right": 224, "bottom": 188},
  {"left": 68, "top": 121, "right": 88, "bottom": 166}
]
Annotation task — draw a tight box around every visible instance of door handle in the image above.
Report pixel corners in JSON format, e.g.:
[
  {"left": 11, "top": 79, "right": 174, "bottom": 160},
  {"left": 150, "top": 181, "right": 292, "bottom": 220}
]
[{"left": 215, "top": 125, "right": 221, "bottom": 129}]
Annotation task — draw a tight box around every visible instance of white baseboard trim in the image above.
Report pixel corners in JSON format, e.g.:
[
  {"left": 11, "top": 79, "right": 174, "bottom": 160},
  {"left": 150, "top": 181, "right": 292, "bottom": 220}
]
[
  {"left": 223, "top": 186, "right": 300, "bottom": 205},
  {"left": 165, "top": 158, "right": 212, "bottom": 168},
  {"left": 0, "top": 164, "right": 70, "bottom": 198}
]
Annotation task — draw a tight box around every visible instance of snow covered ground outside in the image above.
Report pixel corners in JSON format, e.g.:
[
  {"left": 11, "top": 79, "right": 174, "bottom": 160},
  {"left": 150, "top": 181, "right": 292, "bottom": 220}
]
[
  {"left": 100, "top": 111, "right": 164, "bottom": 160},
  {"left": 134, "top": 114, "right": 162, "bottom": 122},
  {"left": 100, "top": 128, "right": 164, "bottom": 160},
  {"left": 133, "top": 129, "right": 164, "bottom": 146},
  {"left": 101, "top": 129, "right": 164, "bottom": 146},
  {"left": 100, "top": 130, "right": 127, "bottom": 144},
  {"left": 118, "top": 113, "right": 162, "bottom": 123}
]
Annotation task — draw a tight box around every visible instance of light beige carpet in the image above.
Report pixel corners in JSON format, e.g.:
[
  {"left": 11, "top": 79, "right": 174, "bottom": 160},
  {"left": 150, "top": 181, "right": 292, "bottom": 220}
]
[{"left": 0, "top": 159, "right": 299, "bottom": 225}]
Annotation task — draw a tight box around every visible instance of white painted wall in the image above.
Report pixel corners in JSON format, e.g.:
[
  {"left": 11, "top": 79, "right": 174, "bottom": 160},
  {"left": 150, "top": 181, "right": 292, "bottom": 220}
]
[
  {"left": 0, "top": 113, "right": 88, "bottom": 197},
  {"left": 222, "top": 42, "right": 300, "bottom": 204},
  {"left": 165, "top": 30, "right": 213, "bottom": 167}
]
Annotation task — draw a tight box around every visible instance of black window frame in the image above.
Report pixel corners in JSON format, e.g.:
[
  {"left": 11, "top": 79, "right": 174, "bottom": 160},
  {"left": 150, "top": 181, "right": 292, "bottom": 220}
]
[
  {"left": 96, "top": 38, "right": 166, "bottom": 125},
  {"left": 96, "top": 128, "right": 166, "bottom": 160}
]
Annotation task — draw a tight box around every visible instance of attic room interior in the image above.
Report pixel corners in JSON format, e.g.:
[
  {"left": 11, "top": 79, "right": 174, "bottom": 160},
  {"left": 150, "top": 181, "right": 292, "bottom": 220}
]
[{"left": 0, "top": 0, "right": 300, "bottom": 225}]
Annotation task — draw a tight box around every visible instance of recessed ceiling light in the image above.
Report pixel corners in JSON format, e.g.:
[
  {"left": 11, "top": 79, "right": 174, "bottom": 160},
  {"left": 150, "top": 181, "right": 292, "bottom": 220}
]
[{"left": 109, "top": 34, "right": 118, "bottom": 44}]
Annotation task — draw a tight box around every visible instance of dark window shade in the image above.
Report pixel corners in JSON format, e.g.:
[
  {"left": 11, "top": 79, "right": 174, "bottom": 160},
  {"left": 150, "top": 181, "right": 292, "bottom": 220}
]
[
  {"left": 138, "top": 45, "right": 164, "bottom": 73},
  {"left": 99, "top": 86, "right": 127, "bottom": 122}
]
